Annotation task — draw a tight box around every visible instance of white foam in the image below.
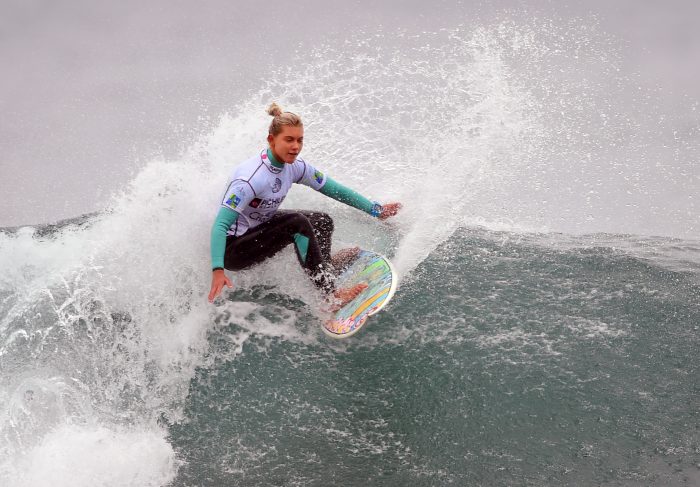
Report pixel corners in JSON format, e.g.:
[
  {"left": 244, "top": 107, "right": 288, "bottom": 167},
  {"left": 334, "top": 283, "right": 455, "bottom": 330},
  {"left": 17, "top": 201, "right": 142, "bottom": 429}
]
[
  {"left": 3, "top": 424, "right": 179, "bottom": 487},
  {"left": 565, "top": 317, "right": 627, "bottom": 339},
  {"left": 0, "top": 103, "right": 332, "bottom": 484}
]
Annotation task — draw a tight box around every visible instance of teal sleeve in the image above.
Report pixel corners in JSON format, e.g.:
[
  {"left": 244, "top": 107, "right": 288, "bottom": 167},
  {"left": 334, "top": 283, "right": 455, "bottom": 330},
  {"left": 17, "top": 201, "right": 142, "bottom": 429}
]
[
  {"left": 210, "top": 207, "right": 238, "bottom": 269},
  {"left": 319, "top": 177, "right": 376, "bottom": 215}
]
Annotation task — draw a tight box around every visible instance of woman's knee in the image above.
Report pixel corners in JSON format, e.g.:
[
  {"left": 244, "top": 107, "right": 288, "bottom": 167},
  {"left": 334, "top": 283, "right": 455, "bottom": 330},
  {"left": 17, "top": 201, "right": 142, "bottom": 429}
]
[
  {"left": 310, "top": 212, "right": 334, "bottom": 234},
  {"left": 287, "top": 212, "right": 314, "bottom": 234}
]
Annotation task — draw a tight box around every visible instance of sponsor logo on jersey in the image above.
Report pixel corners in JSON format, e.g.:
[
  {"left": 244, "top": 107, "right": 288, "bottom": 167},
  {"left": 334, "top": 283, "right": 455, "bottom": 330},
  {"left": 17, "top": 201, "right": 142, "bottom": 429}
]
[
  {"left": 313, "top": 170, "right": 324, "bottom": 184},
  {"left": 255, "top": 196, "right": 283, "bottom": 209},
  {"left": 249, "top": 212, "right": 271, "bottom": 222},
  {"left": 272, "top": 178, "right": 282, "bottom": 193},
  {"left": 225, "top": 193, "right": 241, "bottom": 208},
  {"left": 246, "top": 196, "right": 283, "bottom": 212}
]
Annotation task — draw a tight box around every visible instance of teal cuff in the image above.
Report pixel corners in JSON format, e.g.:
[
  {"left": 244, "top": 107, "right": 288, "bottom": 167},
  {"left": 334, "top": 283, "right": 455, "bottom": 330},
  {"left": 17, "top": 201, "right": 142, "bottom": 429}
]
[
  {"left": 293, "top": 233, "right": 310, "bottom": 263},
  {"left": 266, "top": 148, "right": 285, "bottom": 168},
  {"left": 211, "top": 206, "right": 238, "bottom": 269},
  {"left": 319, "top": 177, "right": 378, "bottom": 216}
]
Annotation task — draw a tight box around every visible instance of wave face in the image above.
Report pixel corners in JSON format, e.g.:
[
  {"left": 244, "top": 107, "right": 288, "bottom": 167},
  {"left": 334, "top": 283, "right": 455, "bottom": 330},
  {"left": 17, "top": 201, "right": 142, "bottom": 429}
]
[
  {"left": 1, "top": 21, "right": 699, "bottom": 487},
  {"left": 169, "top": 229, "right": 700, "bottom": 486}
]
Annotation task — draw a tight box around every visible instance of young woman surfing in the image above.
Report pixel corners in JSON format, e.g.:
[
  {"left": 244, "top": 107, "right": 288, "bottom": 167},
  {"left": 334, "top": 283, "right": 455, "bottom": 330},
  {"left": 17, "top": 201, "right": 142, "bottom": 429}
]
[{"left": 208, "top": 103, "right": 402, "bottom": 305}]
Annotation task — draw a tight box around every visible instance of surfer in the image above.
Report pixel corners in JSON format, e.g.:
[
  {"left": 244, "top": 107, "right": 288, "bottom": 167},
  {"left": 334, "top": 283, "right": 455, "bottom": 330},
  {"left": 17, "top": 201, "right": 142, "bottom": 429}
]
[{"left": 208, "top": 103, "right": 402, "bottom": 305}]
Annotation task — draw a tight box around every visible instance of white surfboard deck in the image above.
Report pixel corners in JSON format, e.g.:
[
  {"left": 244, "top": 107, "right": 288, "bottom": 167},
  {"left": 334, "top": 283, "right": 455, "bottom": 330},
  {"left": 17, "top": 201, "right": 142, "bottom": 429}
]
[{"left": 322, "top": 249, "right": 398, "bottom": 339}]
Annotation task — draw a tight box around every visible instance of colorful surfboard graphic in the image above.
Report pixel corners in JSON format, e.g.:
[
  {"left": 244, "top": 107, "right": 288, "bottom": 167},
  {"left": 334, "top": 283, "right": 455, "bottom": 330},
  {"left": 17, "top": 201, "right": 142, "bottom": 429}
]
[{"left": 323, "top": 250, "right": 397, "bottom": 338}]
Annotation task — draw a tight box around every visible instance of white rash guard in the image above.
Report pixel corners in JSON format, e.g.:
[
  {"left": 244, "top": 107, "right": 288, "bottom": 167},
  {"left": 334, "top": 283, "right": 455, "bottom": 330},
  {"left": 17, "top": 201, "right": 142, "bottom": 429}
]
[{"left": 220, "top": 149, "right": 327, "bottom": 236}]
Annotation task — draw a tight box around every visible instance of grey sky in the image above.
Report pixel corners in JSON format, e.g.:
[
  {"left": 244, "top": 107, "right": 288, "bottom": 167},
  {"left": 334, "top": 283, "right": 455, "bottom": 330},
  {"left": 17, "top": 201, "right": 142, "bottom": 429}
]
[{"left": 1, "top": 0, "right": 698, "bottom": 233}]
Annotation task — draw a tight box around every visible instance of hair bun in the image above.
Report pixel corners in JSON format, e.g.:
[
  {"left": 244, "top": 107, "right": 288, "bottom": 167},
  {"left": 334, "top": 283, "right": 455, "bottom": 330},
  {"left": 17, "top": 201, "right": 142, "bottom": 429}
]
[
  {"left": 266, "top": 102, "right": 283, "bottom": 117},
  {"left": 266, "top": 103, "right": 303, "bottom": 136}
]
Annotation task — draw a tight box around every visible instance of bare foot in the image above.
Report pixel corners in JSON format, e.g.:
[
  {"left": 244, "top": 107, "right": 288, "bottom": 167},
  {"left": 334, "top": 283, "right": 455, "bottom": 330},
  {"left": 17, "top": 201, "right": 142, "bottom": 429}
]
[
  {"left": 329, "top": 283, "right": 368, "bottom": 312},
  {"left": 331, "top": 247, "right": 361, "bottom": 272}
]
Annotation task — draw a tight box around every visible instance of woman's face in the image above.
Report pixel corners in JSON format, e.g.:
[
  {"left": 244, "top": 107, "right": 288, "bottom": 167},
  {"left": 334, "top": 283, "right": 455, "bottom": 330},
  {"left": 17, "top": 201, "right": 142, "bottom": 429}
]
[{"left": 268, "top": 125, "right": 304, "bottom": 164}]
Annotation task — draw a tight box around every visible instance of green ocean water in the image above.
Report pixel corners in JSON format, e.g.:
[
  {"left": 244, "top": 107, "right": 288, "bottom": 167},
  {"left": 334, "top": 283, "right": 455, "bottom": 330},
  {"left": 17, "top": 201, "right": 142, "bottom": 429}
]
[{"left": 168, "top": 228, "right": 700, "bottom": 486}]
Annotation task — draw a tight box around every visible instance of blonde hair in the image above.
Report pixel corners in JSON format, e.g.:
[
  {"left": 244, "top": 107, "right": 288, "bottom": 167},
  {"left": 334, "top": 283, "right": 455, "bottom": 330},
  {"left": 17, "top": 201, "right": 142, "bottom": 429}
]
[{"left": 267, "top": 102, "right": 303, "bottom": 136}]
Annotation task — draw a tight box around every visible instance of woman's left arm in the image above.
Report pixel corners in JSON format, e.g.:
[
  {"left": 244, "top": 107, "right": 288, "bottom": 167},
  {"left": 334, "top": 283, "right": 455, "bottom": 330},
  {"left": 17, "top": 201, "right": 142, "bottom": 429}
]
[{"left": 319, "top": 177, "right": 401, "bottom": 219}]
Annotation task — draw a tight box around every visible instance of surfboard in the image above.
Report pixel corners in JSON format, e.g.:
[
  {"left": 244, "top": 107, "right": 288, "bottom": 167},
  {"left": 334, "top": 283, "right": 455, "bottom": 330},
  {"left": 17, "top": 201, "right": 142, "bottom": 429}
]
[{"left": 322, "top": 249, "right": 398, "bottom": 339}]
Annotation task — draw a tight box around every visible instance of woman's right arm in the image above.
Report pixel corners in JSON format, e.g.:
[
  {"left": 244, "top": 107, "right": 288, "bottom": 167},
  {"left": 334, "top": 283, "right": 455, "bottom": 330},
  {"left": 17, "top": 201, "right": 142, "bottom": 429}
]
[{"left": 208, "top": 207, "right": 238, "bottom": 302}]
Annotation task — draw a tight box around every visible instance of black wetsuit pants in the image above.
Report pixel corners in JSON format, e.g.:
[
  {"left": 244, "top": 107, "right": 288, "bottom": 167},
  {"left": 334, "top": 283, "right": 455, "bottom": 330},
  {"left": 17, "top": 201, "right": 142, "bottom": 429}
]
[{"left": 224, "top": 210, "right": 335, "bottom": 292}]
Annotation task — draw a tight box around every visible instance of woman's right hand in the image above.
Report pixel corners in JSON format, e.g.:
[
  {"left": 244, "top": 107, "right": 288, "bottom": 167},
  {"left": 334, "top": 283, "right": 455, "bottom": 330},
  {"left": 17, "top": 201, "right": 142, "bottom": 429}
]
[{"left": 208, "top": 269, "right": 233, "bottom": 303}]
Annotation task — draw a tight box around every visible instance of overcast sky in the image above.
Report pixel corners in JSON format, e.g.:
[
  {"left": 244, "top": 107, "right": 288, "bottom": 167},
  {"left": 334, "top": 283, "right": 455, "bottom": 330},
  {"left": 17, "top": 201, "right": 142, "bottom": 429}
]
[{"left": 1, "top": 0, "right": 698, "bottom": 229}]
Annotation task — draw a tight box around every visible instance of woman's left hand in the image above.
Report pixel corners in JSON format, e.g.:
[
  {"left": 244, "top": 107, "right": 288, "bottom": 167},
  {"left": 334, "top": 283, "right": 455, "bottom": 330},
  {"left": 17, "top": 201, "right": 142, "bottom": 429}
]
[{"left": 379, "top": 202, "right": 402, "bottom": 220}]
